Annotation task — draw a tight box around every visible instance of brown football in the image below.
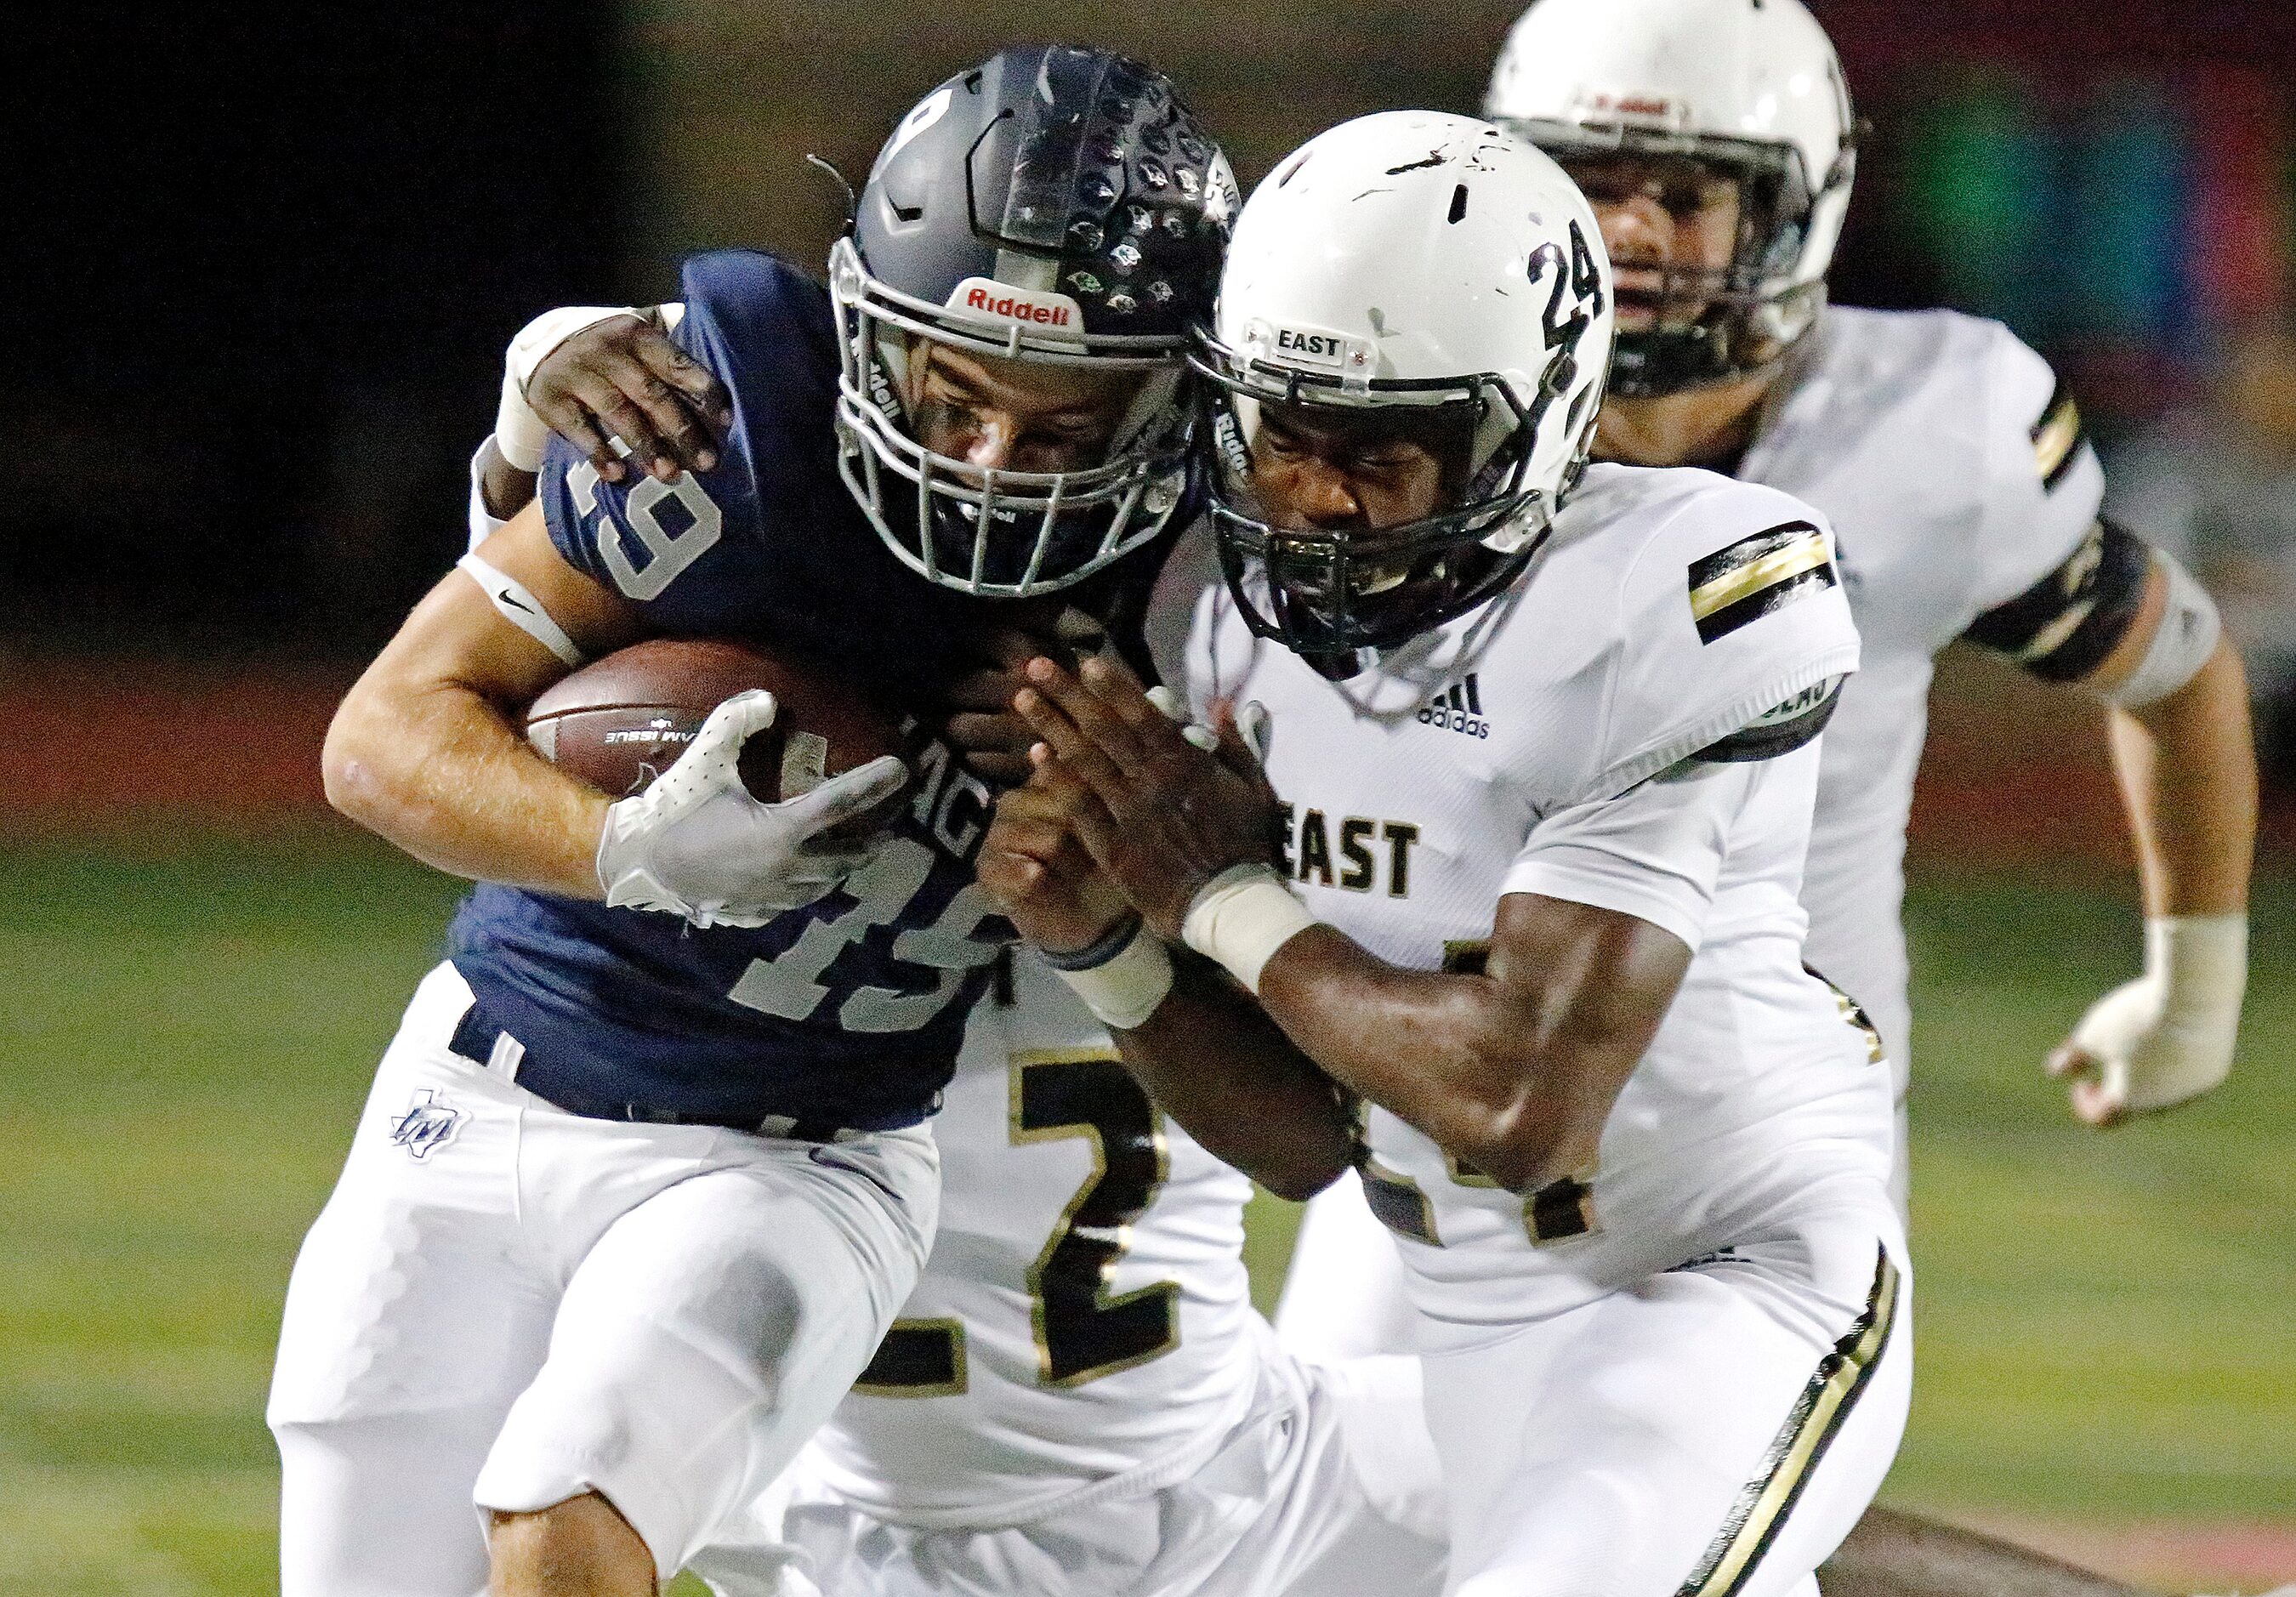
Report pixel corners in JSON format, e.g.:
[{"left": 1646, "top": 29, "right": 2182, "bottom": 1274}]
[{"left": 526, "top": 637, "right": 907, "bottom": 801}]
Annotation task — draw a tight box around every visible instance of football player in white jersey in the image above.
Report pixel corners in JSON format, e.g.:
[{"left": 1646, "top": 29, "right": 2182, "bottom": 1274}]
[
  {"left": 986, "top": 111, "right": 1907, "bottom": 1597},
  {"left": 1278, "top": 0, "right": 2259, "bottom": 1366}
]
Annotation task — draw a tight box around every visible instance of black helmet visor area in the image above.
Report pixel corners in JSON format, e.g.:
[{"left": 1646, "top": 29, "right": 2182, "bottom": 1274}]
[
  {"left": 1191, "top": 336, "right": 1555, "bottom": 657},
  {"left": 1512, "top": 119, "right": 1830, "bottom": 395}
]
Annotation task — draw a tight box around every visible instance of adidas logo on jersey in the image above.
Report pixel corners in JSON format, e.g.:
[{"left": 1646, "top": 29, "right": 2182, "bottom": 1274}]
[{"left": 1417, "top": 674, "right": 1489, "bottom": 739}]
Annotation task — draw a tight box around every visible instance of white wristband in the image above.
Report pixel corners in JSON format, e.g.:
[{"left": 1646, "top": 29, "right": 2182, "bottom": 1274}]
[
  {"left": 1043, "top": 919, "right": 1175, "bottom": 1031},
  {"left": 2148, "top": 912, "right": 2247, "bottom": 1021},
  {"left": 1181, "top": 863, "right": 1318, "bottom": 994},
  {"left": 495, "top": 304, "right": 645, "bottom": 471}
]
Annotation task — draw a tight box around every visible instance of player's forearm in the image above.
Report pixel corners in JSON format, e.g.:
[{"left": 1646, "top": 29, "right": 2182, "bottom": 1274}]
[
  {"left": 324, "top": 668, "right": 610, "bottom": 898},
  {"left": 1116, "top": 956, "right": 1353, "bottom": 1200},
  {"left": 2109, "top": 635, "right": 2255, "bottom": 917},
  {"left": 1255, "top": 926, "right": 1623, "bottom": 1194},
  {"left": 477, "top": 435, "right": 541, "bottom": 524}
]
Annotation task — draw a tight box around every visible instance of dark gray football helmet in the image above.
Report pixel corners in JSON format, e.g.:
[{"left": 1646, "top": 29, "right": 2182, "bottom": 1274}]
[{"left": 830, "top": 46, "right": 1236, "bottom": 596}]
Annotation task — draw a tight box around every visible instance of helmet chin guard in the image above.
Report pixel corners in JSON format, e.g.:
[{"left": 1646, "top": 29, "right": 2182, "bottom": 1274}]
[{"left": 829, "top": 46, "right": 1234, "bottom": 598}]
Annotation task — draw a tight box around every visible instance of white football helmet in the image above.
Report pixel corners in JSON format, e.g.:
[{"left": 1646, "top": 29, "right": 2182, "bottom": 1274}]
[
  {"left": 1485, "top": 0, "right": 1856, "bottom": 395},
  {"left": 1192, "top": 111, "right": 1614, "bottom": 657}
]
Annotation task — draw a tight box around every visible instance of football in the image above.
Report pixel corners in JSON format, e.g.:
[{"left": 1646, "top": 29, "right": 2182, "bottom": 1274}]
[{"left": 525, "top": 637, "right": 908, "bottom": 801}]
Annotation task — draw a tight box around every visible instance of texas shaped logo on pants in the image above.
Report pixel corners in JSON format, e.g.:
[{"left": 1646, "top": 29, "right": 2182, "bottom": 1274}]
[{"left": 388, "top": 1088, "right": 466, "bottom": 1162}]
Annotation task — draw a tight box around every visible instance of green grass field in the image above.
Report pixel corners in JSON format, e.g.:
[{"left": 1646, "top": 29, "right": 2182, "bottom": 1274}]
[{"left": 2, "top": 827, "right": 2289, "bottom": 1595}]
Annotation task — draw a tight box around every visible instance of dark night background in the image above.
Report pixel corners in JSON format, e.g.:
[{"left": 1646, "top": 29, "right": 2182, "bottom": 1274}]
[
  {"left": 6, "top": 13, "right": 2294, "bottom": 1587},
  {"left": 9, "top": 0, "right": 2296, "bottom": 661},
  {"left": 3, "top": 3, "right": 618, "bottom": 656}
]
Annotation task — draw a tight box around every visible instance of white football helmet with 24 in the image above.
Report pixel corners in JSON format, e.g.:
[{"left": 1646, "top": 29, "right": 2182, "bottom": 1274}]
[{"left": 1192, "top": 111, "right": 1616, "bottom": 656}]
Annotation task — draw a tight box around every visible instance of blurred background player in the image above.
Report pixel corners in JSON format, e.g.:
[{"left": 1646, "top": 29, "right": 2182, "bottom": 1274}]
[
  {"left": 986, "top": 111, "right": 1907, "bottom": 1597},
  {"left": 2110, "top": 322, "right": 2296, "bottom": 788},
  {"left": 1276, "top": 0, "right": 2258, "bottom": 1367},
  {"left": 266, "top": 45, "right": 1230, "bottom": 1597}
]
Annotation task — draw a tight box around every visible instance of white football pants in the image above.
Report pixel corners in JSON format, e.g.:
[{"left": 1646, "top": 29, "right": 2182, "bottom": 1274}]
[
  {"left": 771, "top": 1333, "right": 1447, "bottom": 1597},
  {"left": 267, "top": 962, "right": 937, "bottom": 1593},
  {"left": 1284, "top": 1175, "right": 1908, "bottom": 1597}
]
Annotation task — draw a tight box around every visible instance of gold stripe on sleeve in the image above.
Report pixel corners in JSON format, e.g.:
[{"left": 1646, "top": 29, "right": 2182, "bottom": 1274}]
[
  {"left": 1689, "top": 532, "right": 1833, "bottom": 623},
  {"left": 2032, "top": 393, "right": 2083, "bottom": 484}
]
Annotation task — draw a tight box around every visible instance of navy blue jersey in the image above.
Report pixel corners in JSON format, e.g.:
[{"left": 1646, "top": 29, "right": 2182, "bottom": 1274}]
[{"left": 447, "top": 251, "right": 1012, "bottom": 1129}]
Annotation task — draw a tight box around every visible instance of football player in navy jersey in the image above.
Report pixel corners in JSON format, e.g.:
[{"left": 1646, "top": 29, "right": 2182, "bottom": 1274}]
[{"left": 268, "top": 46, "right": 1233, "bottom": 1597}]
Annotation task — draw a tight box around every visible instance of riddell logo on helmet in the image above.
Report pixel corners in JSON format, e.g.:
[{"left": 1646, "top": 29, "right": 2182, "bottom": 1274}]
[
  {"left": 947, "top": 278, "right": 1084, "bottom": 331},
  {"left": 1582, "top": 90, "right": 1679, "bottom": 121}
]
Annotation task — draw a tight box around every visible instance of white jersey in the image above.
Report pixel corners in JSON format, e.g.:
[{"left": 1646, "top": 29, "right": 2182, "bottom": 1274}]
[
  {"left": 1743, "top": 306, "right": 2105, "bottom": 1079},
  {"left": 1153, "top": 464, "right": 1891, "bottom": 1333},
  {"left": 803, "top": 951, "right": 1261, "bottom": 1527}
]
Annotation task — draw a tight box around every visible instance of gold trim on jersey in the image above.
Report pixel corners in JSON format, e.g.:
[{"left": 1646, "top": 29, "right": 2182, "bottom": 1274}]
[
  {"left": 1441, "top": 938, "right": 1492, "bottom": 976},
  {"left": 1359, "top": 1154, "right": 1441, "bottom": 1246},
  {"left": 1525, "top": 1172, "right": 1600, "bottom": 1244},
  {"left": 2032, "top": 383, "right": 2085, "bottom": 491},
  {"left": 1433, "top": 941, "right": 1600, "bottom": 1245},
  {"left": 1687, "top": 523, "right": 1838, "bottom": 644},
  {"left": 852, "top": 1317, "right": 969, "bottom": 1398},
  {"left": 1805, "top": 965, "right": 1886, "bottom": 1065},
  {"left": 1676, "top": 1247, "right": 1902, "bottom": 1597}
]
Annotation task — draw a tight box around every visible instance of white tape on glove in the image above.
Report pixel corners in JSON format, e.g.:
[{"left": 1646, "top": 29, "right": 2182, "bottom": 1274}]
[
  {"left": 594, "top": 689, "right": 909, "bottom": 928},
  {"left": 2053, "top": 913, "right": 2246, "bottom": 1120}
]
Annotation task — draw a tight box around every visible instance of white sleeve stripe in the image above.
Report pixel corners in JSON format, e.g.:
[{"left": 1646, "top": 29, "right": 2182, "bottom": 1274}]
[
  {"left": 454, "top": 553, "right": 586, "bottom": 668},
  {"left": 468, "top": 438, "right": 510, "bottom": 554}
]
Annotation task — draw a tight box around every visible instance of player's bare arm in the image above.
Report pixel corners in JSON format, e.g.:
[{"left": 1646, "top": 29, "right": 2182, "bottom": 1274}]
[
  {"left": 329, "top": 495, "right": 906, "bottom": 921},
  {"left": 2082, "top": 554, "right": 2256, "bottom": 917},
  {"left": 322, "top": 500, "right": 641, "bottom": 895},
  {"left": 1015, "top": 654, "right": 1692, "bottom": 1196},
  {"left": 1964, "top": 514, "right": 2257, "bottom": 1122},
  {"left": 980, "top": 752, "right": 1355, "bottom": 1197}
]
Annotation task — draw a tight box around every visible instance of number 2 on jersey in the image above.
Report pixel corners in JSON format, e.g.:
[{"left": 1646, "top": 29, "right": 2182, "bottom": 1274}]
[
  {"left": 854, "top": 1054, "right": 1179, "bottom": 1395},
  {"left": 1015, "top": 1054, "right": 1179, "bottom": 1386}
]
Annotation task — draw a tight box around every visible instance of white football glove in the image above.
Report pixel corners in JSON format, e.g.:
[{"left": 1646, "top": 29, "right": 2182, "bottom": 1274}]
[
  {"left": 2047, "top": 914, "right": 2247, "bottom": 1125},
  {"left": 594, "top": 689, "right": 909, "bottom": 929}
]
